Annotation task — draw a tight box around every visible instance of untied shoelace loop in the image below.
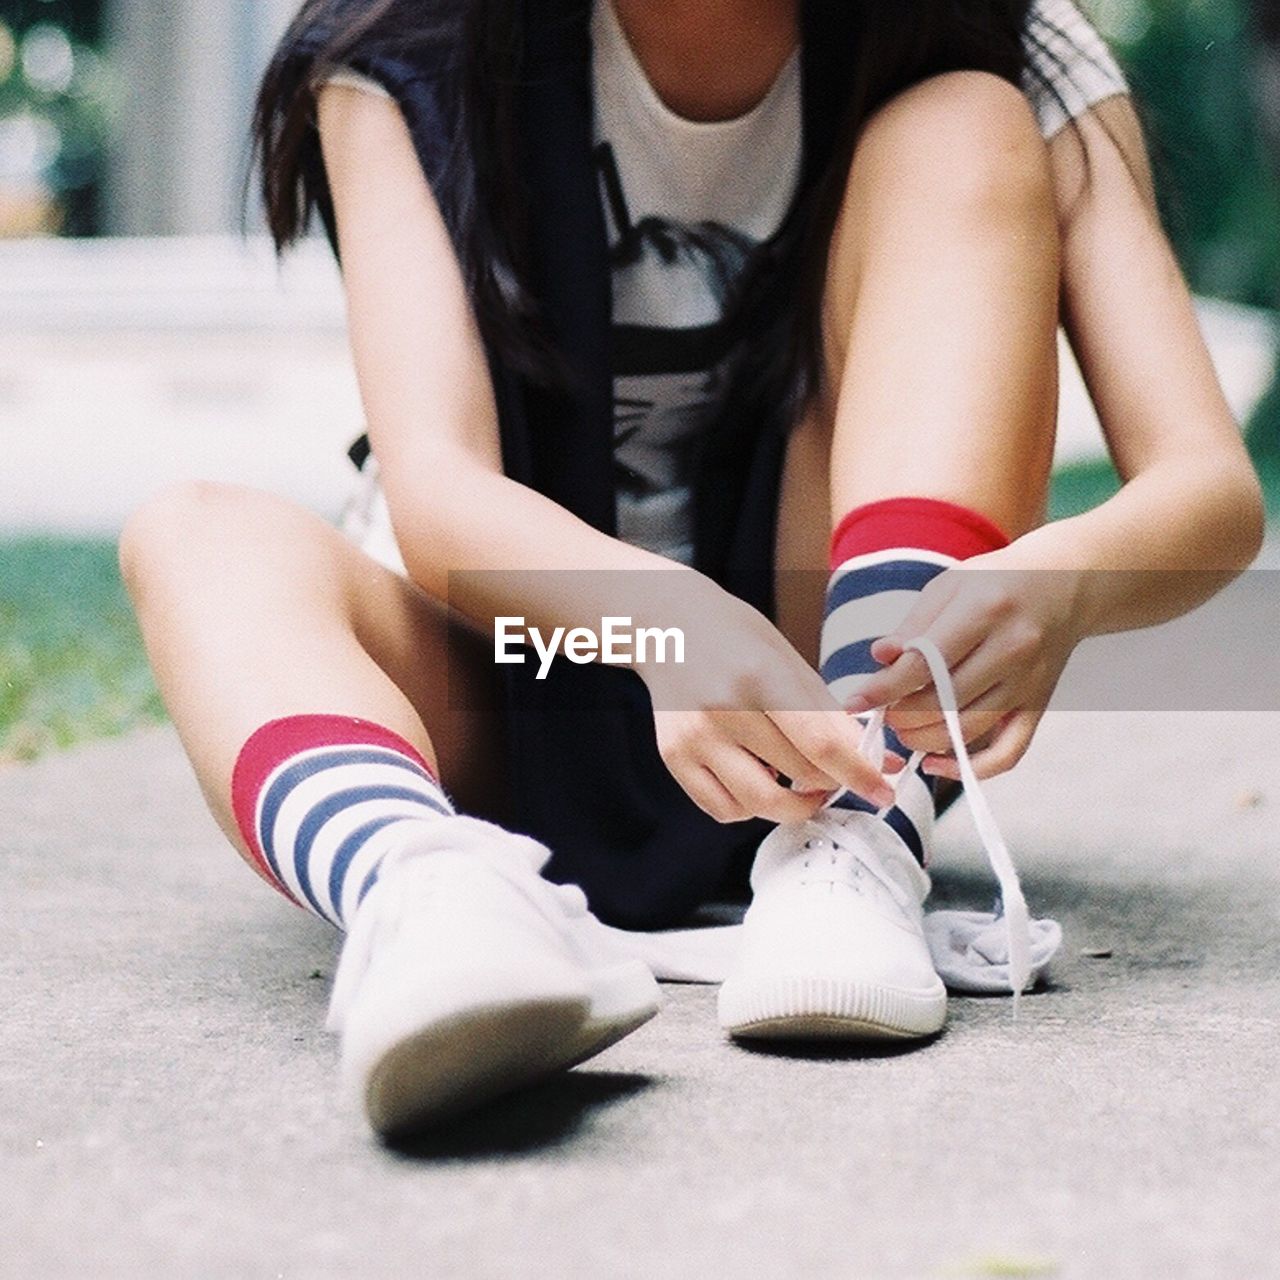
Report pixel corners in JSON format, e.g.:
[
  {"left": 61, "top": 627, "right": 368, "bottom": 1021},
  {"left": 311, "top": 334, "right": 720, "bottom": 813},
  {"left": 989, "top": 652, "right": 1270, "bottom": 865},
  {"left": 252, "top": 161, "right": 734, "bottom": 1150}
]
[{"left": 840, "top": 636, "right": 1033, "bottom": 1007}]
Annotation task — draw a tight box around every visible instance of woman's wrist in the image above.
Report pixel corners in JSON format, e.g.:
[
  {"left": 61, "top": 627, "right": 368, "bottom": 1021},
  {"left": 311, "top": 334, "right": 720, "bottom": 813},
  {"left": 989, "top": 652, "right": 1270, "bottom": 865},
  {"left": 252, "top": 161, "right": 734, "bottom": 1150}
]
[{"left": 997, "top": 521, "right": 1104, "bottom": 643}]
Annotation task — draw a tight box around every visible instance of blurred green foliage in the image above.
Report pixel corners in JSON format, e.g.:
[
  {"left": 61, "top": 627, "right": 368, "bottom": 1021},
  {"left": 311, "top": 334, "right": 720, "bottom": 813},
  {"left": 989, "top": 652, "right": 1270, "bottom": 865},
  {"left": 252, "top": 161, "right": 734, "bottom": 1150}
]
[
  {"left": 0, "top": 540, "right": 165, "bottom": 764},
  {"left": 1101, "top": 0, "right": 1280, "bottom": 456},
  {"left": 0, "top": 1, "right": 115, "bottom": 233},
  {"left": 1109, "top": 0, "right": 1279, "bottom": 307}
]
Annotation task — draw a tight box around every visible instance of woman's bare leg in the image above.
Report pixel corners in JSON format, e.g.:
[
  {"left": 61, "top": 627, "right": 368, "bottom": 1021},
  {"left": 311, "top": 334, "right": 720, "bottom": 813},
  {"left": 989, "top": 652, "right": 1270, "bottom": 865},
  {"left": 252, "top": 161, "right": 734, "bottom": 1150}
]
[
  {"left": 118, "top": 480, "right": 505, "bottom": 869},
  {"left": 776, "top": 71, "right": 1061, "bottom": 652},
  {"left": 717, "top": 73, "right": 1066, "bottom": 1043},
  {"left": 121, "top": 481, "right": 662, "bottom": 1133}
]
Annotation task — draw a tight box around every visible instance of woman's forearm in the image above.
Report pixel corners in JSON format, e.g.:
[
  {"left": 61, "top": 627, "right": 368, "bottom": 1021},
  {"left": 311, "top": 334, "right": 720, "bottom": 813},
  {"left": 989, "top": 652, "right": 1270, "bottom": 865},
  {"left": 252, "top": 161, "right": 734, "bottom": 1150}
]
[
  {"left": 319, "top": 85, "right": 719, "bottom": 647},
  {"left": 1036, "top": 98, "right": 1264, "bottom": 640},
  {"left": 1011, "top": 452, "right": 1264, "bottom": 638},
  {"left": 380, "top": 440, "right": 709, "bottom": 642}
]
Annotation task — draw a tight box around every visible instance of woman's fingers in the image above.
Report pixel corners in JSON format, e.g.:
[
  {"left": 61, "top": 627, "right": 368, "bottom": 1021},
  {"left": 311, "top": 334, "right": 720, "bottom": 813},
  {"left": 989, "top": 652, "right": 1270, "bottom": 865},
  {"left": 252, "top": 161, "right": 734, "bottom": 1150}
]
[
  {"left": 656, "top": 709, "right": 838, "bottom": 822},
  {"left": 887, "top": 643, "right": 1008, "bottom": 733},
  {"left": 889, "top": 676, "right": 1022, "bottom": 756},
  {"left": 850, "top": 604, "right": 988, "bottom": 713},
  {"left": 655, "top": 711, "right": 743, "bottom": 822},
  {"left": 923, "top": 708, "right": 1037, "bottom": 781},
  {"left": 861, "top": 575, "right": 957, "bottom": 668},
  {"left": 766, "top": 708, "right": 896, "bottom": 809},
  {"left": 888, "top": 612, "right": 1047, "bottom": 730},
  {"left": 729, "top": 712, "right": 839, "bottom": 795},
  {"left": 853, "top": 573, "right": 1031, "bottom": 714},
  {"left": 678, "top": 762, "right": 750, "bottom": 824},
  {"left": 964, "top": 710, "right": 1037, "bottom": 778},
  {"left": 707, "top": 746, "right": 828, "bottom": 824}
]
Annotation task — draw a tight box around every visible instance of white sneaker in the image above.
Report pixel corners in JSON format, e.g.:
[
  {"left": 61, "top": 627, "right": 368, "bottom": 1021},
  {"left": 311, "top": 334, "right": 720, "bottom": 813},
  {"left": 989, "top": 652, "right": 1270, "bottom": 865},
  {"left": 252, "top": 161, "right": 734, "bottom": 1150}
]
[
  {"left": 325, "top": 817, "right": 661, "bottom": 1136},
  {"left": 717, "top": 807, "right": 947, "bottom": 1040},
  {"left": 719, "top": 634, "right": 1046, "bottom": 1039}
]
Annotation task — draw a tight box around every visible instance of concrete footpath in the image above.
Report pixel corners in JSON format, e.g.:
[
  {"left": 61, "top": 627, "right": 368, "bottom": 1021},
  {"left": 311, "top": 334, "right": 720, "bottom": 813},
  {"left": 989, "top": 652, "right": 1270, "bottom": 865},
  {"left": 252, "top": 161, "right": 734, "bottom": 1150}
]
[{"left": 2, "top": 712, "right": 1278, "bottom": 1279}]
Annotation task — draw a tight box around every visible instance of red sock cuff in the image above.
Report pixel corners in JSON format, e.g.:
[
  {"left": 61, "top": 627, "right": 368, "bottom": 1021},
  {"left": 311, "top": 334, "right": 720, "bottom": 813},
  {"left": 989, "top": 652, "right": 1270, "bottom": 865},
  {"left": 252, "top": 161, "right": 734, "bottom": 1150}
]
[
  {"left": 829, "top": 497, "right": 1010, "bottom": 570},
  {"left": 229, "top": 714, "right": 436, "bottom": 883}
]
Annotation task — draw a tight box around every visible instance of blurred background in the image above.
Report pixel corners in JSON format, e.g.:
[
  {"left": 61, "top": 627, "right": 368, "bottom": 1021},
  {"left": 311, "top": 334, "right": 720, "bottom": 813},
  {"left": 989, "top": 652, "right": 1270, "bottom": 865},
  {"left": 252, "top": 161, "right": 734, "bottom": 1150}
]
[{"left": 0, "top": 0, "right": 1277, "bottom": 763}]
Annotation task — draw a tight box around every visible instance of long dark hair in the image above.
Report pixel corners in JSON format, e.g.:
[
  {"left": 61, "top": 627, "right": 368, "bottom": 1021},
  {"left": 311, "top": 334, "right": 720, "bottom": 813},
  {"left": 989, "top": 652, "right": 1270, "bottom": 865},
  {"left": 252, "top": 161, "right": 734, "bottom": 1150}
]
[{"left": 253, "top": 0, "right": 1109, "bottom": 426}]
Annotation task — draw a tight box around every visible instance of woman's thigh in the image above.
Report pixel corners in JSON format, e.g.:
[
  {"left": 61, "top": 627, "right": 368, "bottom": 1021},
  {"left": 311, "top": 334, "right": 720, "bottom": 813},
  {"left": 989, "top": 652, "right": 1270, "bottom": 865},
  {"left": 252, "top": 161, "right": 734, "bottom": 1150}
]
[
  {"left": 773, "top": 404, "right": 833, "bottom": 667},
  {"left": 340, "top": 504, "right": 509, "bottom": 820}
]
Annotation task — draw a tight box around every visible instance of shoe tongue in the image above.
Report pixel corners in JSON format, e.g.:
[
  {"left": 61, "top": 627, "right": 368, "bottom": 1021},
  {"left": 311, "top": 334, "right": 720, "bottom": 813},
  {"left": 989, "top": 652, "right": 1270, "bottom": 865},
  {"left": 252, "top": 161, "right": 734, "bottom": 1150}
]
[
  {"left": 749, "top": 811, "right": 930, "bottom": 904},
  {"left": 854, "top": 813, "right": 931, "bottom": 903},
  {"left": 748, "top": 822, "right": 815, "bottom": 893}
]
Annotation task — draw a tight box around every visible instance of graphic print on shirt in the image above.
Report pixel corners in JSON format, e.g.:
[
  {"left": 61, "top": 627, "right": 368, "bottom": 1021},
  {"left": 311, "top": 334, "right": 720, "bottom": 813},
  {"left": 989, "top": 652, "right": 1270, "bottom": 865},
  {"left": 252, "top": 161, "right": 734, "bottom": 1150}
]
[
  {"left": 595, "top": 140, "right": 758, "bottom": 564},
  {"left": 585, "top": 0, "right": 1125, "bottom": 567}
]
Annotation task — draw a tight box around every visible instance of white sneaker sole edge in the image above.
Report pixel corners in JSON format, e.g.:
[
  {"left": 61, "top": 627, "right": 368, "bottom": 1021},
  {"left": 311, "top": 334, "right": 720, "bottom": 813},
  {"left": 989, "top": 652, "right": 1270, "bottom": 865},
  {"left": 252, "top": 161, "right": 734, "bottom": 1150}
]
[
  {"left": 558, "top": 959, "right": 662, "bottom": 1070},
  {"left": 360, "top": 960, "right": 660, "bottom": 1136},
  {"left": 364, "top": 993, "right": 591, "bottom": 1135},
  {"left": 718, "top": 974, "right": 946, "bottom": 1041}
]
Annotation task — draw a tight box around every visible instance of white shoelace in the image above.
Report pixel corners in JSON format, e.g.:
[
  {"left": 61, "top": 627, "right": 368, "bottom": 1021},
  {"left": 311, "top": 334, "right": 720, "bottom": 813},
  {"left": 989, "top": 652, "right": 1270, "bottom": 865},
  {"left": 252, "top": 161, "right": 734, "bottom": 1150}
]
[{"left": 830, "top": 636, "right": 1033, "bottom": 1004}]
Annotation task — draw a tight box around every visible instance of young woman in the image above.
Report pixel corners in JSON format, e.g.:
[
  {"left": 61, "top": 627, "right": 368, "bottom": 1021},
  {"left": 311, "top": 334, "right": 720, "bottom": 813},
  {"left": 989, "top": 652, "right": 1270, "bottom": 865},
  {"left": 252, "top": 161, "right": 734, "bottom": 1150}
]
[{"left": 119, "top": 0, "right": 1262, "bottom": 1138}]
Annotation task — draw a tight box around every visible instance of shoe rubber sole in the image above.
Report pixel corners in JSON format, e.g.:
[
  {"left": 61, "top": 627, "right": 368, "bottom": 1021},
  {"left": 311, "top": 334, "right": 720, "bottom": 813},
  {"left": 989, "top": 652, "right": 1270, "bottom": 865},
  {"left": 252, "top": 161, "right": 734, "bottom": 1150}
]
[
  {"left": 718, "top": 975, "right": 946, "bottom": 1041},
  {"left": 362, "top": 961, "right": 661, "bottom": 1137},
  {"left": 364, "top": 993, "right": 592, "bottom": 1136}
]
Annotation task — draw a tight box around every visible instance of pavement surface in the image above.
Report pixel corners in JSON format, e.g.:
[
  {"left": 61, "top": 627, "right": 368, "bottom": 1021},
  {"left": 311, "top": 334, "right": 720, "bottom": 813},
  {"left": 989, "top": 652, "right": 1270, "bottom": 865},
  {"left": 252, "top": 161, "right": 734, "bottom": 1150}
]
[{"left": 2, "top": 712, "right": 1279, "bottom": 1279}]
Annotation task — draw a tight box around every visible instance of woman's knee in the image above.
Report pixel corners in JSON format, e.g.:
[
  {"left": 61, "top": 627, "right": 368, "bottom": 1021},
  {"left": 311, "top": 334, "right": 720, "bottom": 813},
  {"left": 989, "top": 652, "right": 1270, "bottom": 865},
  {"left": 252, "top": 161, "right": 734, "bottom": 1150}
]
[
  {"left": 849, "top": 70, "right": 1054, "bottom": 222},
  {"left": 118, "top": 481, "right": 319, "bottom": 605},
  {"left": 822, "top": 71, "right": 1059, "bottom": 352}
]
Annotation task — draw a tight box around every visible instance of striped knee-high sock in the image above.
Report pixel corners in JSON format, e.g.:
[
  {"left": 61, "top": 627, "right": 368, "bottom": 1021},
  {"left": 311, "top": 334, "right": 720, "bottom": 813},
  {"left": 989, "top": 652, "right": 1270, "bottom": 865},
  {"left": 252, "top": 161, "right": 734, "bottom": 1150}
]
[
  {"left": 230, "top": 715, "right": 454, "bottom": 929},
  {"left": 819, "top": 497, "right": 1009, "bottom": 860}
]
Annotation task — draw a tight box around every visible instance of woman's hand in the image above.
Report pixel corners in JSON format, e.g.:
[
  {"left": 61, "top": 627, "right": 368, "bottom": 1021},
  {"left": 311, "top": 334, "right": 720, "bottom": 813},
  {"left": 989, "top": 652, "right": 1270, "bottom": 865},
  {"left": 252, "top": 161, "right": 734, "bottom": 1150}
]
[
  {"left": 638, "top": 583, "right": 897, "bottom": 824},
  {"left": 845, "top": 546, "right": 1086, "bottom": 781}
]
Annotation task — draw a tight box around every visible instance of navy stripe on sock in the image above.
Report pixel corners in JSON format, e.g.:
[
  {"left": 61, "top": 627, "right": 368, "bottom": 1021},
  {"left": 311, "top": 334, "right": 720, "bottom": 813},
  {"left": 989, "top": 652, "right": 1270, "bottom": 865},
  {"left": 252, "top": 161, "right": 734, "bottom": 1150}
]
[
  {"left": 258, "top": 747, "right": 436, "bottom": 885},
  {"left": 358, "top": 862, "right": 383, "bottom": 908},
  {"left": 830, "top": 790, "right": 925, "bottom": 860},
  {"left": 327, "top": 815, "right": 411, "bottom": 917},
  {"left": 292, "top": 785, "right": 450, "bottom": 917},
  {"left": 822, "top": 553, "right": 951, "bottom": 865},
  {"left": 826, "top": 559, "right": 947, "bottom": 614},
  {"left": 820, "top": 638, "right": 878, "bottom": 686},
  {"left": 883, "top": 804, "right": 925, "bottom": 861}
]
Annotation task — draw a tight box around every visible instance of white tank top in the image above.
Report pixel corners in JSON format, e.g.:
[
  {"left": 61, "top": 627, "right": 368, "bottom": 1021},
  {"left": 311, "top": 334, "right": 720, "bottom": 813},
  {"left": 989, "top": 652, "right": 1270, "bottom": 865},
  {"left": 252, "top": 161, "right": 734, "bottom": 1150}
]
[{"left": 590, "top": 0, "right": 802, "bottom": 565}]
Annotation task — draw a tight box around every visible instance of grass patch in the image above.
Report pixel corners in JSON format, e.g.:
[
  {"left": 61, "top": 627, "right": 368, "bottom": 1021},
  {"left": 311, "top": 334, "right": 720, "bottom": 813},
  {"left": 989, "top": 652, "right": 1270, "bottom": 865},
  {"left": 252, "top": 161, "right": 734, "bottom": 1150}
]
[
  {"left": 1249, "top": 446, "right": 1280, "bottom": 518},
  {"left": 1047, "top": 457, "right": 1122, "bottom": 520},
  {"left": 0, "top": 538, "right": 165, "bottom": 764}
]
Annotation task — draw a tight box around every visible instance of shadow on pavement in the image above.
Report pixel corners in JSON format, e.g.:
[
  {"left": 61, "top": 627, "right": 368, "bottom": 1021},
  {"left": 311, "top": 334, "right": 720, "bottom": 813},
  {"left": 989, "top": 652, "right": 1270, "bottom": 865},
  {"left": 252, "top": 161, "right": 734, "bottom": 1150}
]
[
  {"left": 382, "top": 1069, "right": 657, "bottom": 1162},
  {"left": 728, "top": 1032, "right": 944, "bottom": 1062}
]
